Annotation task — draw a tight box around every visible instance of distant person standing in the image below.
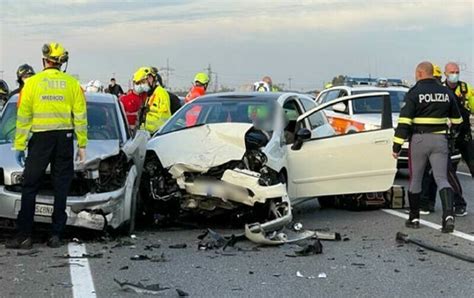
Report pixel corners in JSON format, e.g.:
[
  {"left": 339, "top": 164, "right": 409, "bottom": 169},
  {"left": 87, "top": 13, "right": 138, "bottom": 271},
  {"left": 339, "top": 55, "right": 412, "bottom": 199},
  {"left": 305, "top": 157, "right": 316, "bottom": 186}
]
[
  {"left": 6, "top": 42, "right": 87, "bottom": 249},
  {"left": 262, "top": 76, "right": 279, "bottom": 92},
  {"left": 184, "top": 72, "right": 210, "bottom": 126},
  {"left": 443, "top": 62, "right": 474, "bottom": 177},
  {"left": 107, "top": 78, "right": 124, "bottom": 98},
  {"left": 10, "top": 64, "right": 36, "bottom": 98},
  {"left": 393, "top": 61, "right": 462, "bottom": 233}
]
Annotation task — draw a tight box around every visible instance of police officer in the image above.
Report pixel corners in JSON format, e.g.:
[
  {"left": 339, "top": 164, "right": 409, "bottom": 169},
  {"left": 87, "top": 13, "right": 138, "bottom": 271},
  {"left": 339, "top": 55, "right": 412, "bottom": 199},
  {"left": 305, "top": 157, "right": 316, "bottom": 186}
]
[
  {"left": 393, "top": 62, "right": 462, "bottom": 233},
  {"left": 6, "top": 42, "right": 87, "bottom": 249},
  {"left": 443, "top": 62, "right": 474, "bottom": 177},
  {"left": 419, "top": 63, "right": 467, "bottom": 216}
]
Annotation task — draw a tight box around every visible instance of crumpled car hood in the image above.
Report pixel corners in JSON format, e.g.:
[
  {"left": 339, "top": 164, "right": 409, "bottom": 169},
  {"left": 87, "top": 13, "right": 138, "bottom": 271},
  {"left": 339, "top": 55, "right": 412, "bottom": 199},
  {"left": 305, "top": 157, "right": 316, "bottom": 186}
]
[
  {"left": 0, "top": 139, "right": 120, "bottom": 184},
  {"left": 148, "top": 123, "right": 253, "bottom": 172}
]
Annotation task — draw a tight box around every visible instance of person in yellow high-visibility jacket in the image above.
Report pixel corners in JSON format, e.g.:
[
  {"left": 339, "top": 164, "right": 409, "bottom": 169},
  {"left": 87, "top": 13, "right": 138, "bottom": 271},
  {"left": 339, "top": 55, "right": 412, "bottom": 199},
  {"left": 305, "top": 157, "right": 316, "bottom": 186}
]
[
  {"left": 6, "top": 42, "right": 87, "bottom": 249},
  {"left": 144, "top": 76, "right": 171, "bottom": 134}
]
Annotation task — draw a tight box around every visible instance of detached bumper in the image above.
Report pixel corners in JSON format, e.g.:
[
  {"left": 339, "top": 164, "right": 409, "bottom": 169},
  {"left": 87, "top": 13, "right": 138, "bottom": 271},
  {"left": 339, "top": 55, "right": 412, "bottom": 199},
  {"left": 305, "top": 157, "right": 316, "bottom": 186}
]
[{"left": 0, "top": 185, "right": 128, "bottom": 230}]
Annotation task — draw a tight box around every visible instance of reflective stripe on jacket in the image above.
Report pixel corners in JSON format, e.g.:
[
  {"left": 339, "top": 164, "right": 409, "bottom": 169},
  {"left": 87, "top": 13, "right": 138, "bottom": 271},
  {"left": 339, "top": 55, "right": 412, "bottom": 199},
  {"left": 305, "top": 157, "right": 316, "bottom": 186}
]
[
  {"left": 144, "top": 86, "right": 171, "bottom": 133},
  {"left": 14, "top": 68, "right": 87, "bottom": 151},
  {"left": 392, "top": 78, "right": 462, "bottom": 153}
]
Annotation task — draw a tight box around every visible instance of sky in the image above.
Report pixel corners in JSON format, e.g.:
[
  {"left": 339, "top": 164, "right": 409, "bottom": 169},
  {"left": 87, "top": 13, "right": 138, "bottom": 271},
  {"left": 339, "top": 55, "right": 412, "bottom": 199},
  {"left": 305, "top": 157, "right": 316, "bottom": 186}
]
[{"left": 0, "top": 0, "right": 473, "bottom": 91}]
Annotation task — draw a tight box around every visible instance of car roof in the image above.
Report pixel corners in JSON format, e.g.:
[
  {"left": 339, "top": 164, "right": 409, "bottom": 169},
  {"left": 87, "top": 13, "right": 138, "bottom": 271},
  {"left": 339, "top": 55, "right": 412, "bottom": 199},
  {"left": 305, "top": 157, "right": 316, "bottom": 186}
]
[
  {"left": 326, "top": 85, "right": 408, "bottom": 92},
  {"left": 7, "top": 92, "right": 118, "bottom": 104},
  {"left": 196, "top": 92, "right": 284, "bottom": 102}
]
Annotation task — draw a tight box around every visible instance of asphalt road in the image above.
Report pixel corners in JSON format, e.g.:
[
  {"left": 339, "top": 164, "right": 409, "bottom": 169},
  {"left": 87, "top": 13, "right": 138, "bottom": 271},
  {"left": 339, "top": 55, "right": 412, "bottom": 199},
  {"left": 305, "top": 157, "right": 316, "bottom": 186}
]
[{"left": 0, "top": 165, "right": 473, "bottom": 297}]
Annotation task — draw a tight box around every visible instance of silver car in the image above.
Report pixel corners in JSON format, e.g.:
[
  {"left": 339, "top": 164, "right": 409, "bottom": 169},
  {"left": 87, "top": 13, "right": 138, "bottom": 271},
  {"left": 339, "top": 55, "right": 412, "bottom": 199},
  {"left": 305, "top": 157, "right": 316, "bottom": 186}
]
[{"left": 0, "top": 93, "right": 147, "bottom": 233}]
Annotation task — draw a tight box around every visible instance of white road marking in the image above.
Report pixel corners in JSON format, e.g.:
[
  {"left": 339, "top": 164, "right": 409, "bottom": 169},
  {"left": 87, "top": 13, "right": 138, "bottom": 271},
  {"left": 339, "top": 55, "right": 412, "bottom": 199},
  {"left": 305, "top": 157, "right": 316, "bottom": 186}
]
[
  {"left": 68, "top": 243, "right": 97, "bottom": 298},
  {"left": 456, "top": 171, "right": 471, "bottom": 177},
  {"left": 382, "top": 209, "right": 474, "bottom": 242}
]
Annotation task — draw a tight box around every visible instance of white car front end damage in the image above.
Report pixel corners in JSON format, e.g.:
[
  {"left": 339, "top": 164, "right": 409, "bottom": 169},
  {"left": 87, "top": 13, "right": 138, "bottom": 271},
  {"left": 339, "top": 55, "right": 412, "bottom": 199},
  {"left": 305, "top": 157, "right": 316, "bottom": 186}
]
[{"left": 143, "top": 123, "right": 292, "bottom": 231}]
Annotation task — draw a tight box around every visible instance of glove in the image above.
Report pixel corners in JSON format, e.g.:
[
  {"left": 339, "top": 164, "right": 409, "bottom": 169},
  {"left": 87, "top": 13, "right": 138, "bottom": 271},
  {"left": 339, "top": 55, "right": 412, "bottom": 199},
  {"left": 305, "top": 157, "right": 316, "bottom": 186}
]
[{"left": 15, "top": 151, "right": 25, "bottom": 167}]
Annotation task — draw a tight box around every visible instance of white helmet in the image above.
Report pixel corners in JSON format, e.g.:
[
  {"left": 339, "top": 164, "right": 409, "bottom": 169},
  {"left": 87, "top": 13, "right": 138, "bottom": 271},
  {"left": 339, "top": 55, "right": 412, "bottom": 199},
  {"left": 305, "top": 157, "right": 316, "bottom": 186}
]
[
  {"left": 85, "top": 80, "right": 104, "bottom": 93},
  {"left": 253, "top": 81, "right": 270, "bottom": 92}
]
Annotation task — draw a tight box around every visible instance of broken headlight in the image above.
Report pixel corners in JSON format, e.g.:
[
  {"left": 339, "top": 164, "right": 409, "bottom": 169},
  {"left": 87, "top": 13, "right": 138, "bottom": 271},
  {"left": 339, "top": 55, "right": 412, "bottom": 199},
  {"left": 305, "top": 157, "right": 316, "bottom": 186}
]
[{"left": 95, "top": 153, "right": 129, "bottom": 193}]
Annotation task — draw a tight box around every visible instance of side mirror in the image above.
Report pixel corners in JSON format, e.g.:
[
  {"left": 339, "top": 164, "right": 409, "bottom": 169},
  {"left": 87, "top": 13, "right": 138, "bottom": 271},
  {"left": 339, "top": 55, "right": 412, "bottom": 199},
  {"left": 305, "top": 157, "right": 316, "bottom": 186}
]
[
  {"left": 332, "top": 102, "right": 347, "bottom": 113},
  {"left": 291, "top": 128, "right": 311, "bottom": 151}
]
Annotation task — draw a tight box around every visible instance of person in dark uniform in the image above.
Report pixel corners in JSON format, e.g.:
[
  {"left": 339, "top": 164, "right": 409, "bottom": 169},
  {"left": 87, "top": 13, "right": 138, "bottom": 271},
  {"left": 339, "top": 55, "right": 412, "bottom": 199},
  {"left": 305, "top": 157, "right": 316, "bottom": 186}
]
[
  {"left": 393, "top": 62, "right": 463, "bottom": 233},
  {"left": 107, "top": 78, "right": 124, "bottom": 98},
  {"left": 444, "top": 62, "right": 474, "bottom": 177},
  {"left": 419, "top": 63, "right": 467, "bottom": 216}
]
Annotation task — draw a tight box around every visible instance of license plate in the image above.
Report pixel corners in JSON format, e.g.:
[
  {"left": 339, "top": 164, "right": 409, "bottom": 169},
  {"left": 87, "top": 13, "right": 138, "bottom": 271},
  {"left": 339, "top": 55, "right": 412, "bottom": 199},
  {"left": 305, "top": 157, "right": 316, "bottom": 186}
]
[{"left": 35, "top": 204, "right": 54, "bottom": 217}]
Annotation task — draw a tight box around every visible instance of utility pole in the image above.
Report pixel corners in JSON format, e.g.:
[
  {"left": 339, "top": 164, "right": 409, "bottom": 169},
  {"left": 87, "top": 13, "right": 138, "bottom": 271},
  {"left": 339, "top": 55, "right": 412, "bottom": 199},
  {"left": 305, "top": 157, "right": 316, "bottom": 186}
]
[
  {"left": 205, "top": 64, "right": 218, "bottom": 92},
  {"left": 161, "top": 58, "right": 174, "bottom": 88},
  {"left": 288, "top": 77, "right": 292, "bottom": 90},
  {"left": 0, "top": 70, "right": 4, "bottom": 79}
]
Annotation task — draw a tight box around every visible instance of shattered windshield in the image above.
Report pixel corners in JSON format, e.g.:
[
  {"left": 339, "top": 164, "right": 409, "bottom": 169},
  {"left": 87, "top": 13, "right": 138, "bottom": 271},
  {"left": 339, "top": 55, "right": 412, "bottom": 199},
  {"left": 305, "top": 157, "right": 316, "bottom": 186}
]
[
  {"left": 0, "top": 102, "right": 121, "bottom": 142},
  {"left": 160, "top": 98, "right": 277, "bottom": 134}
]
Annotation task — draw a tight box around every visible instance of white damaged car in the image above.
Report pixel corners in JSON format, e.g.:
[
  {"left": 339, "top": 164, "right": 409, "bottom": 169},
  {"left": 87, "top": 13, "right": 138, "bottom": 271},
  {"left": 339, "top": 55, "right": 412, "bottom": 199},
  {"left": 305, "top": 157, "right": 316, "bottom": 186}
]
[
  {"left": 0, "top": 93, "right": 147, "bottom": 233},
  {"left": 141, "top": 92, "right": 397, "bottom": 230}
]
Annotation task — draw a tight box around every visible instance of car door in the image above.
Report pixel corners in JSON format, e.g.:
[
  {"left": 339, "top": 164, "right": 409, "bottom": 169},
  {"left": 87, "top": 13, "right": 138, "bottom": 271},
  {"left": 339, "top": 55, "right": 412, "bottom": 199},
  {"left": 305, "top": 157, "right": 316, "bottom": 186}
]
[{"left": 286, "top": 93, "right": 397, "bottom": 199}]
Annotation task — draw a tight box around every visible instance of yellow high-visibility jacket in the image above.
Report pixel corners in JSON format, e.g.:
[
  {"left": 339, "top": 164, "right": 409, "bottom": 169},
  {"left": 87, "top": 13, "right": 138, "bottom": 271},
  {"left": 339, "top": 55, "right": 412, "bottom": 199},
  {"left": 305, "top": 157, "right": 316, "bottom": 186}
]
[
  {"left": 453, "top": 82, "right": 474, "bottom": 113},
  {"left": 14, "top": 68, "right": 87, "bottom": 151},
  {"left": 144, "top": 86, "right": 171, "bottom": 133}
]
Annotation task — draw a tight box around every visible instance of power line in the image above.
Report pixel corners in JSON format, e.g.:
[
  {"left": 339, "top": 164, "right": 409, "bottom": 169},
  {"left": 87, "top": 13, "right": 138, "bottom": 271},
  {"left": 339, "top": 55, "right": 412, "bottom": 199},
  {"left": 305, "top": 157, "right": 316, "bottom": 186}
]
[{"left": 160, "top": 58, "right": 175, "bottom": 87}]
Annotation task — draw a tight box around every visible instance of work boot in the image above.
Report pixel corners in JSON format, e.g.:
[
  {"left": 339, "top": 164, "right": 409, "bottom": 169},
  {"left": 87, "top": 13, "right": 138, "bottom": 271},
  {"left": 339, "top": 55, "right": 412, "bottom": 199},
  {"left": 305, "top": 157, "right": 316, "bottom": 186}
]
[
  {"left": 440, "top": 188, "right": 455, "bottom": 233},
  {"left": 454, "top": 206, "right": 468, "bottom": 217},
  {"left": 5, "top": 234, "right": 33, "bottom": 249},
  {"left": 47, "top": 235, "right": 62, "bottom": 248},
  {"left": 405, "top": 192, "right": 420, "bottom": 229}
]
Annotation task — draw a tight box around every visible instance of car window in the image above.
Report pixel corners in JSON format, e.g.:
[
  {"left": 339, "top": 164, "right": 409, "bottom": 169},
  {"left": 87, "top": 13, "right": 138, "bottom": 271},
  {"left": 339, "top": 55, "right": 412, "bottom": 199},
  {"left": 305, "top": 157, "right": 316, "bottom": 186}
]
[
  {"left": 299, "top": 97, "right": 327, "bottom": 130},
  {"left": 324, "top": 90, "right": 342, "bottom": 102},
  {"left": 282, "top": 98, "right": 303, "bottom": 121},
  {"left": 282, "top": 98, "right": 305, "bottom": 144},
  {"left": 351, "top": 90, "right": 406, "bottom": 113},
  {"left": 160, "top": 99, "right": 277, "bottom": 134},
  {"left": 0, "top": 103, "right": 18, "bottom": 144},
  {"left": 0, "top": 102, "right": 121, "bottom": 142},
  {"left": 317, "top": 91, "right": 328, "bottom": 104}
]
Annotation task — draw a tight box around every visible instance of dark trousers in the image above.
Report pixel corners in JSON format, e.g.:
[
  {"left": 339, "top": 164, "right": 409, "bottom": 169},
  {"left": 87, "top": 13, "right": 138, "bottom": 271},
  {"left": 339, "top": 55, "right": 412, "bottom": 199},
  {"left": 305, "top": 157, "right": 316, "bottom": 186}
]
[
  {"left": 16, "top": 130, "right": 74, "bottom": 236},
  {"left": 420, "top": 159, "right": 466, "bottom": 210}
]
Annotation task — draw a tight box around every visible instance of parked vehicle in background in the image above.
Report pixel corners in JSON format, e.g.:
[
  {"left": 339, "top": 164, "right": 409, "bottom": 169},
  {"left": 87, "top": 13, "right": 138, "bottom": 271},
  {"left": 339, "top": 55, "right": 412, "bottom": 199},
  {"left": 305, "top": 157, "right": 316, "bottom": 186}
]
[{"left": 316, "top": 79, "right": 461, "bottom": 168}]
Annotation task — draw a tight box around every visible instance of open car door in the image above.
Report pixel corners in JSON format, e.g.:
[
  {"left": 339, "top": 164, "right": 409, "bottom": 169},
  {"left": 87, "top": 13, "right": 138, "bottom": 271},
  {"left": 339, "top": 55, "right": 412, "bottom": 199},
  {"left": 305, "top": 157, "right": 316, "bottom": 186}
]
[{"left": 286, "top": 92, "right": 397, "bottom": 199}]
